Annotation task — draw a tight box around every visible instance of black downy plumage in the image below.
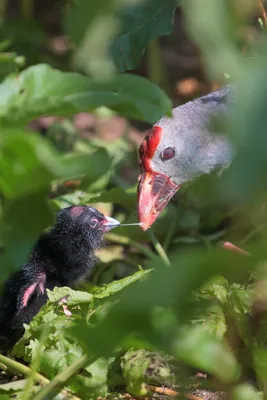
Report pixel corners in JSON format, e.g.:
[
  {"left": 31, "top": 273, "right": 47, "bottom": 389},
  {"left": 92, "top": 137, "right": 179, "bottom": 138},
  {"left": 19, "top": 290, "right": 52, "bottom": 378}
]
[{"left": 0, "top": 205, "right": 120, "bottom": 349}]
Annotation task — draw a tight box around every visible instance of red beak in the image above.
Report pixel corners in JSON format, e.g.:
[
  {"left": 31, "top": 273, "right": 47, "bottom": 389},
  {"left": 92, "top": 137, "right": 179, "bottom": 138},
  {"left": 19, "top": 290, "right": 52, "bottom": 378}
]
[{"left": 137, "top": 171, "right": 180, "bottom": 231}]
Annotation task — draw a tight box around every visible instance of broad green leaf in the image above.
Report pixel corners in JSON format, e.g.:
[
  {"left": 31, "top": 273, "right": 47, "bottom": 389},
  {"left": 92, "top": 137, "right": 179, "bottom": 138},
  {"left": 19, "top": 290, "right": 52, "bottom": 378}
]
[
  {"left": 111, "top": 0, "right": 178, "bottom": 72},
  {"left": 0, "top": 64, "right": 172, "bottom": 125},
  {"left": 40, "top": 338, "right": 83, "bottom": 379},
  {"left": 87, "top": 187, "right": 136, "bottom": 210},
  {"left": 0, "top": 129, "right": 111, "bottom": 199},
  {"left": 173, "top": 325, "right": 240, "bottom": 382},
  {"left": 47, "top": 286, "right": 93, "bottom": 305},
  {"left": 231, "top": 384, "right": 262, "bottom": 400}
]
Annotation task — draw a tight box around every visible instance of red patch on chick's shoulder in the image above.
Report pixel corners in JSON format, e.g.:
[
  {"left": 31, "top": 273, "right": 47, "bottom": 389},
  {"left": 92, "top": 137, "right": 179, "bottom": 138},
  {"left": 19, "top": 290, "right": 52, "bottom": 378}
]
[
  {"left": 139, "top": 126, "right": 162, "bottom": 171},
  {"left": 22, "top": 283, "right": 38, "bottom": 307},
  {"left": 22, "top": 273, "right": 46, "bottom": 307}
]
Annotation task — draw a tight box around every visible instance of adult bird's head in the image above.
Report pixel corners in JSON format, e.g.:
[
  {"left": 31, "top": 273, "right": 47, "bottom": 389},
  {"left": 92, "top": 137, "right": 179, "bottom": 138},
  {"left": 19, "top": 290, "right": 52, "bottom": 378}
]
[{"left": 137, "top": 85, "right": 234, "bottom": 231}]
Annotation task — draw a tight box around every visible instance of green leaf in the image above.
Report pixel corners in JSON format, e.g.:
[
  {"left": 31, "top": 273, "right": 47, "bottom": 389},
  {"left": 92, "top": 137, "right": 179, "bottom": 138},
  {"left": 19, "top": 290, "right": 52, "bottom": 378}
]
[
  {"left": 253, "top": 347, "right": 267, "bottom": 388},
  {"left": 64, "top": 0, "right": 119, "bottom": 78},
  {"left": 228, "top": 284, "right": 253, "bottom": 315},
  {"left": 0, "top": 129, "right": 111, "bottom": 199},
  {"left": 68, "top": 248, "right": 253, "bottom": 358},
  {"left": 47, "top": 286, "right": 93, "bottom": 306},
  {"left": 87, "top": 187, "right": 136, "bottom": 210},
  {"left": 82, "top": 358, "right": 110, "bottom": 397},
  {"left": 0, "top": 380, "right": 26, "bottom": 393},
  {"left": 122, "top": 349, "right": 174, "bottom": 396},
  {"left": 93, "top": 269, "right": 152, "bottom": 299},
  {"left": 0, "top": 64, "right": 172, "bottom": 125},
  {"left": 40, "top": 338, "right": 83, "bottom": 379},
  {"left": 231, "top": 384, "right": 262, "bottom": 400},
  {"left": 64, "top": 0, "right": 117, "bottom": 44},
  {"left": 0, "top": 52, "right": 25, "bottom": 76},
  {"left": 173, "top": 325, "right": 240, "bottom": 382},
  {"left": 65, "top": 0, "right": 177, "bottom": 76},
  {"left": 111, "top": 0, "right": 178, "bottom": 72},
  {"left": 200, "top": 275, "right": 228, "bottom": 304},
  {"left": 183, "top": 0, "right": 242, "bottom": 79}
]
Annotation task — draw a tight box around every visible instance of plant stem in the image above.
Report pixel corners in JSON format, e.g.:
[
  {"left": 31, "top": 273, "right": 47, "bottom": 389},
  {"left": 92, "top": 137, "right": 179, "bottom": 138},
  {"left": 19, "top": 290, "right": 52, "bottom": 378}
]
[
  {"left": 0, "top": 354, "right": 49, "bottom": 385},
  {"left": 20, "top": 326, "right": 49, "bottom": 400},
  {"left": 147, "top": 39, "right": 172, "bottom": 97},
  {"left": 34, "top": 354, "right": 96, "bottom": 400},
  {"left": 0, "top": 0, "right": 7, "bottom": 25},
  {"left": 20, "top": 0, "right": 34, "bottom": 19},
  {"left": 163, "top": 208, "right": 181, "bottom": 251},
  {"left": 106, "top": 232, "right": 160, "bottom": 263},
  {"left": 147, "top": 39, "right": 162, "bottom": 86},
  {"left": 0, "top": 354, "right": 80, "bottom": 400},
  {"left": 148, "top": 229, "right": 171, "bottom": 267}
]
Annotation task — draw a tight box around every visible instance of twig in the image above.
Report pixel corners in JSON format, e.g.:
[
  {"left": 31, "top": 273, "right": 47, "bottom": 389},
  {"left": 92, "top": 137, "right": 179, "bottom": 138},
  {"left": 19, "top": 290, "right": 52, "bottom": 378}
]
[
  {"left": 259, "top": 0, "right": 267, "bottom": 25},
  {"left": 146, "top": 385, "right": 204, "bottom": 400},
  {"left": 148, "top": 229, "right": 171, "bottom": 266},
  {"left": 34, "top": 354, "right": 96, "bottom": 400}
]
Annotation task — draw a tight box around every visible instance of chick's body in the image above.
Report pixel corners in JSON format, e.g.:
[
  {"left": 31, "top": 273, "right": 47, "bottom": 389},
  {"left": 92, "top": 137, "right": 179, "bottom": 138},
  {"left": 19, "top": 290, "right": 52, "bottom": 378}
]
[{"left": 0, "top": 205, "right": 119, "bottom": 348}]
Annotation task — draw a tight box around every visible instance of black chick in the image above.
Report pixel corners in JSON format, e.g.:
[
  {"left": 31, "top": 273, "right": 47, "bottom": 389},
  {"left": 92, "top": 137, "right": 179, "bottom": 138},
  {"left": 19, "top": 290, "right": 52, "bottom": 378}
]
[{"left": 0, "top": 205, "right": 120, "bottom": 349}]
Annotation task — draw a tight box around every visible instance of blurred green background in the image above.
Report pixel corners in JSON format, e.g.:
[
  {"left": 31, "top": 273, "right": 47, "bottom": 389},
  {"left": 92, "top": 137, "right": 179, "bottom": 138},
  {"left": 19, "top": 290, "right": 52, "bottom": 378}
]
[{"left": 1, "top": 1, "right": 267, "bottom": 399}]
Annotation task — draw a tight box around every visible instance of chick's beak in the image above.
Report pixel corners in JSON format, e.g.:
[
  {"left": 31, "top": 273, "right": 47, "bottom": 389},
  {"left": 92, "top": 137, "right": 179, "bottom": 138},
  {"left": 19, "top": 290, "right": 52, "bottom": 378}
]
[
  {"left": 137, "top": 171, "right": 180, "bottom": 231},
  {"left": 103, "top": 216, "right": 120, "bottom": 231}
]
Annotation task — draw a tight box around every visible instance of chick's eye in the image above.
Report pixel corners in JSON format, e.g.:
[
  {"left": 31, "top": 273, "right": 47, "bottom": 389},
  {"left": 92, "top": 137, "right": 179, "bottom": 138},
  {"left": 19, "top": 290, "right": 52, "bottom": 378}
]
[
  {"left": 89, "top": 218, "right": 98, "bottom": 228},
  {"left": 160, "top": 147, "right": 175, "bottom": 160}
]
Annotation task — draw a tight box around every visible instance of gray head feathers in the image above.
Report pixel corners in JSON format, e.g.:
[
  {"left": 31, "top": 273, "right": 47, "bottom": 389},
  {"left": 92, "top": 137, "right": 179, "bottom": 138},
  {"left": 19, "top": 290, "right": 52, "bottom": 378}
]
[{"left": 150, "top": 85, "right": 235, "bottom": 186}]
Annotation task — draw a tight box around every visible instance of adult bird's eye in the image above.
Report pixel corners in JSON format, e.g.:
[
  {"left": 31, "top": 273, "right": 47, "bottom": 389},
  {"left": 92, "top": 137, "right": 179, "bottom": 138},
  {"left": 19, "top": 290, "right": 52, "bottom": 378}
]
[
  {"left": 160, "top": 147, "right": 175, "bottom": 160},
  {"left": 89, "top": 218, "right": 98, "bottom": 228}
]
